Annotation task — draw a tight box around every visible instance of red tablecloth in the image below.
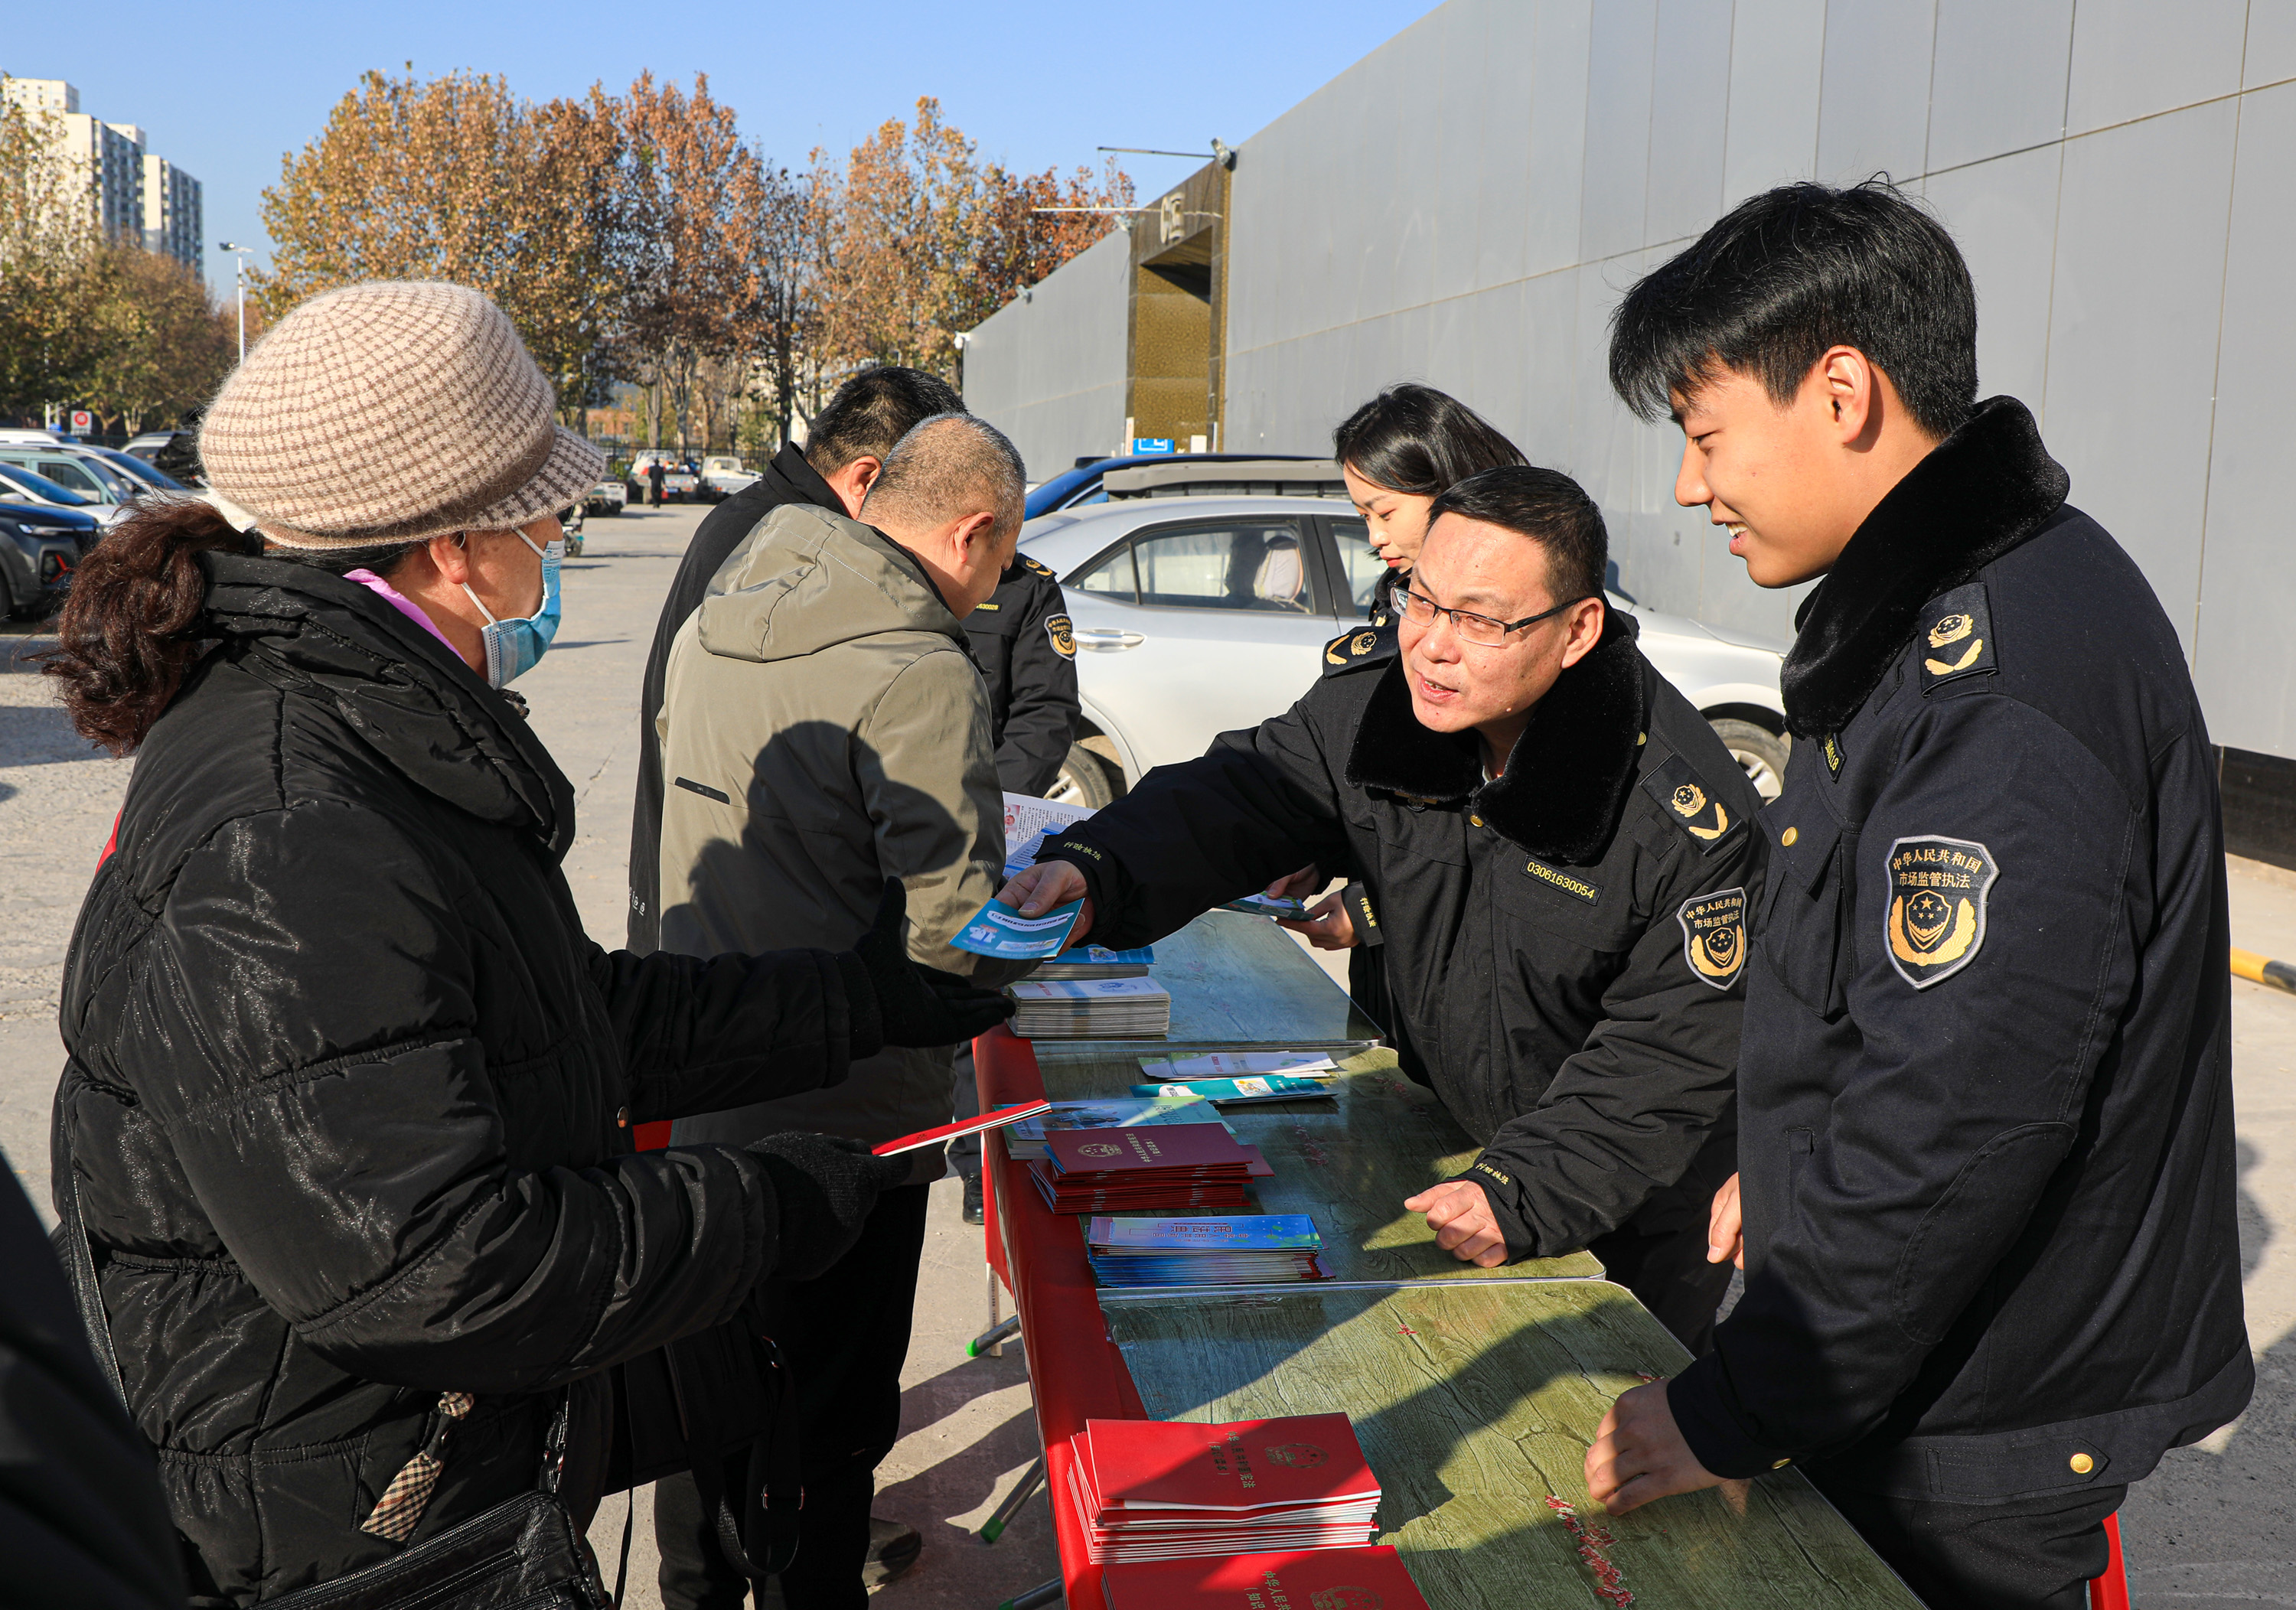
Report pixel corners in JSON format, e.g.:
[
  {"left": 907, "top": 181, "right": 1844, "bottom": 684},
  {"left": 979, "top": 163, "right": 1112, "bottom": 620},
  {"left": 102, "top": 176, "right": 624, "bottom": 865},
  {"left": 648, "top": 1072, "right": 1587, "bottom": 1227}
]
[{"left": 974, "top": 1025, "right": 1146, "bottom": 1607}]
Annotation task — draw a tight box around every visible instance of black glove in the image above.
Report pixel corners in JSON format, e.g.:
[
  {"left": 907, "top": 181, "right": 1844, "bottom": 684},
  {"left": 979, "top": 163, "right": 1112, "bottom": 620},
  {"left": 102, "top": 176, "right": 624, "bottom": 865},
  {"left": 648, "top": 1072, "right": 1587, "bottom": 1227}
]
[
  {"left": 747, "top": 1132, "right": 913, "bottom": 1282},
  {"left": 843, "top": 878, "right": 1016, "bottom": 1051}
]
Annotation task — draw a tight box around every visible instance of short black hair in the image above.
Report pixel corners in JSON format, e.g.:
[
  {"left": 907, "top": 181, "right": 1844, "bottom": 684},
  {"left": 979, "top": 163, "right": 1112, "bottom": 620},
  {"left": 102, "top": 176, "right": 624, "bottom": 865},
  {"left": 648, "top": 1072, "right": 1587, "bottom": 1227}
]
[
  {"left": 1427, "top": 466, "right": 1606, "bottom": 606},
  {"left": 1332, "top": 383, "right": 1526, "bottom": 496},
  {"left": 804, "top": 367, "right": 966, "bottom": 477},
  {"left": 1609, "top": 179, "right": 1977, "bottom": 439}
]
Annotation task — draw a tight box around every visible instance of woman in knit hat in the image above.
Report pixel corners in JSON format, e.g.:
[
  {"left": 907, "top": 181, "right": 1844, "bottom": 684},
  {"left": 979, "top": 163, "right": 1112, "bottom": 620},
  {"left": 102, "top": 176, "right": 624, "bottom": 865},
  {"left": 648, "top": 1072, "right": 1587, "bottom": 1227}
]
[{"left": 41, "top": 281, "right": 1011, "bottom": 1604}]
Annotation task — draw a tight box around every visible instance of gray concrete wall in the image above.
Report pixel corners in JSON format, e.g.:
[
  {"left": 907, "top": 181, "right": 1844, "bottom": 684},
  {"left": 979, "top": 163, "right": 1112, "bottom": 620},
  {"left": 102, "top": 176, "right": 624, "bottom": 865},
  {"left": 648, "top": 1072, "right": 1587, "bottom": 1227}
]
[
  {"left": 961, "top": 229, "right": 1130, "bottom": 481},
  {"left": 1217, "top": 0, "right": 2296, "bottom": 758},
  {"left": 976, "top": 0, "right": 2296, "bottom": 759}
]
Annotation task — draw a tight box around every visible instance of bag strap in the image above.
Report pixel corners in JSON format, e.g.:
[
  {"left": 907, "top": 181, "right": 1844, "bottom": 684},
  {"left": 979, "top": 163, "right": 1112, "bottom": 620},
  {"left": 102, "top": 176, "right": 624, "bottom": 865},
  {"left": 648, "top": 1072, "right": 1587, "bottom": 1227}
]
[
  {"left": 665, "top": 1334, "right": 802, "bottom": 1582},
  {"left": 50, "top": 1112, "right": 130, "bottom": 1411}
]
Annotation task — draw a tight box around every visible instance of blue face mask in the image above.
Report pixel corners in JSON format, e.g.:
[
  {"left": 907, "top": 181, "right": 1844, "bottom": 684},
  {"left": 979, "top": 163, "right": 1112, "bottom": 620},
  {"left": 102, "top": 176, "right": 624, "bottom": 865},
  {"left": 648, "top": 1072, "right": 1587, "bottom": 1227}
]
[{"left": 461, "top": 531, "right": 562, "bottom": 688}]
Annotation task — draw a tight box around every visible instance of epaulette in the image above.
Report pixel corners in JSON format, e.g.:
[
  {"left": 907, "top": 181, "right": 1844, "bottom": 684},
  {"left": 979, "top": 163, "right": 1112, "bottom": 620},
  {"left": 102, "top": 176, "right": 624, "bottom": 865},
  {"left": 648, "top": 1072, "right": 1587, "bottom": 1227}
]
[
  {"left": 1018, "top": 553, "right": 1058, "bottom": 582},
  {"left": 1321, "top": 614, "right": 1398, "bottom": 677},
  {"left": 1916, "top": 582, "right": 1997, "bottom": 694},
  {"left": 1639, "top": 754, "right": 1742, "bottom": 855}
]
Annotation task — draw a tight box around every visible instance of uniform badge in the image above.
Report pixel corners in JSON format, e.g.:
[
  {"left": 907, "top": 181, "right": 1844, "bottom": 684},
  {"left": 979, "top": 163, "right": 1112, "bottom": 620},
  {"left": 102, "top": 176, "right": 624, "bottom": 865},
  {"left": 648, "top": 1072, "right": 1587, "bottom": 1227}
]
[
  {"left": 1045, "top": 614, "right": 1076, "bottom": 658},
  {"left": 1641, "top": 754, "right": 1739, "bottom": 854},
  {"left": 1324, "top": 631, "right": 1350, "bottom": 666},
  {"left": 1884, "top": 835, "right": 1998, "bottom": 988},
  {"left": 1918, "top": 583, "right": 1997, "bottom": 693},
  {"left": 1676, "top": 887, "right": 1746, "bottom": 989},
  {"left": 1349, "top": 631, "right": 1378, "bottom": 657},
  {"left": 1021, "top": 554, "right": 1057, "bottom": 579},
  {"left": 1822, "top": 732, "right": 1844, "bottom": 779}
]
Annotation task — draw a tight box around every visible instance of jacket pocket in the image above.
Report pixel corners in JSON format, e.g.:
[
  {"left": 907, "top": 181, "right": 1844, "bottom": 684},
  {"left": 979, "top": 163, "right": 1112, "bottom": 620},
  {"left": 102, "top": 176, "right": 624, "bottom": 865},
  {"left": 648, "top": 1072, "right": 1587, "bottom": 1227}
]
[{"left": 1758, "top": 800, "right": 1848, "bottom": 1019}]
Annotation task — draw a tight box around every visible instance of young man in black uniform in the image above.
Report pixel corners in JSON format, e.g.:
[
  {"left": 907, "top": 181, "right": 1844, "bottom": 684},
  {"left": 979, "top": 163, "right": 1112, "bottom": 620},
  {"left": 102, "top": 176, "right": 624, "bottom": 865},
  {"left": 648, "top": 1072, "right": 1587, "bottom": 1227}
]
[
  {"left": 950, "top": 547, "right": 1081, "bottom": 1222},
  {"left": 1584, "top": 182, "right": 2250, "bottom": 1610},
  {"left": 1003, "top": 468, "right": 1762, "bottom": 1349},
  {"left": 627, "top": 367, "right": 963, "bottom": 953}
]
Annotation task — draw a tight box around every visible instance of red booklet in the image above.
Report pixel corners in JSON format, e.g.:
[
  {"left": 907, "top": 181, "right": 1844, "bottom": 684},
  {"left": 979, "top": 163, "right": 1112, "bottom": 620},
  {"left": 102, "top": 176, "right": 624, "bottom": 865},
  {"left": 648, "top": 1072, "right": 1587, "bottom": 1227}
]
[
  {"left": 1081, "top": 1415, "right": 1376, "bottom": 1513},
  {"left": 1045, "top": 1125, "right": 1256, "bottom": 1179},
  {"left": 1101, "top": 1546, "right": 1430, "bottom": 1610}
]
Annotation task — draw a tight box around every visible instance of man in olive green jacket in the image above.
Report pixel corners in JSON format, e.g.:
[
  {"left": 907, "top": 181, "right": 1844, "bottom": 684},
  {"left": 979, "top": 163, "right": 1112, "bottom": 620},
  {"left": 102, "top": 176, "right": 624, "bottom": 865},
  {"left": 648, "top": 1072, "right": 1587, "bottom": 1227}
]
[{"left": 651, "top": 414, "right": 1028, "bottom": 1609}]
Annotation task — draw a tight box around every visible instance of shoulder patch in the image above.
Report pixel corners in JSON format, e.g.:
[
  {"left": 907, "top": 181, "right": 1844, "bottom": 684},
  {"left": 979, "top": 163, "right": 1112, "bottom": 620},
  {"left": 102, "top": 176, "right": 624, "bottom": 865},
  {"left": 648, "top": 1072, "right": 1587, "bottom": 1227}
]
[
  {"left": 1918, "top": 583, "right": 1996, "bottom": 692},
  {"left": 1020, "top": 554, "right": 1058, "bottom": 580},
  {"left": 1322, "top": 620, "right": 1396, "bottom": 676},
  {"left": 1045, "top": 614, "right": 1075, "bottom": 658},
  {"left": 1821, "top": 732, "right": 1844, "bottom": 779},
  {"left": 1884, "top": 835, "right": 1998, "bottom": 988},
  {"left": 1640, "top": 754, "right": 1740, "bottom": 854},
  {"left": 1677, "top": 887, "right": 1746, "bottom": 989}
]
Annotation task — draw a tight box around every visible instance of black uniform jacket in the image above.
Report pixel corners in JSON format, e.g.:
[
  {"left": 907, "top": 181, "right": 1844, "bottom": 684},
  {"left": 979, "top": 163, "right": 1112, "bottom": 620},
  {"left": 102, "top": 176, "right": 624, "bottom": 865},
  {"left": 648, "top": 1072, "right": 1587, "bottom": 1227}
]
[
  {"left": 1668, "top": 398, "right": 2252, "bottom": 1504},
  {"left": 59, "top": 556, "right": 871, "bottom": 1602},
  {"left": 629, "top": 441, "right": 842, "bottom": 951},
  {"left": 964, "top": 552, "right": 1080, "bottom": 797},
  {"left": 1039, "top": 611, "right": 1763, "bottom": 1257}
]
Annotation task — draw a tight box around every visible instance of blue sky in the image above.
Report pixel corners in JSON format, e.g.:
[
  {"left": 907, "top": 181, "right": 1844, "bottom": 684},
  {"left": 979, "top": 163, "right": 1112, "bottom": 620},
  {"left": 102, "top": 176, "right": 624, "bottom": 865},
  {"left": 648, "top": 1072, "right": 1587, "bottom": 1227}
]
[{"left": 5, "top": 1, "right": 1437, "bottom": 292}]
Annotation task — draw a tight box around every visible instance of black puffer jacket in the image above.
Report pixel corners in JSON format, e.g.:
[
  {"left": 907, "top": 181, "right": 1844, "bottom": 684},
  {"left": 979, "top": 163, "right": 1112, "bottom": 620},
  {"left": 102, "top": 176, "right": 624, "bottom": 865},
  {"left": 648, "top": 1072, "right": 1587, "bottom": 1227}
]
[{"left": 53, "top": 556, "right": 870, "bottom": 1604}]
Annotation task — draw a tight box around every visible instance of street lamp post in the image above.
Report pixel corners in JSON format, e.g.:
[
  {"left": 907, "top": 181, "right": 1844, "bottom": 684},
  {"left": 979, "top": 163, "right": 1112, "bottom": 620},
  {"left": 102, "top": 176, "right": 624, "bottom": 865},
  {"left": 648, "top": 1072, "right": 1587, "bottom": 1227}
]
[{"left": 217, "top": 243, "right": 256, "bottom": 362}]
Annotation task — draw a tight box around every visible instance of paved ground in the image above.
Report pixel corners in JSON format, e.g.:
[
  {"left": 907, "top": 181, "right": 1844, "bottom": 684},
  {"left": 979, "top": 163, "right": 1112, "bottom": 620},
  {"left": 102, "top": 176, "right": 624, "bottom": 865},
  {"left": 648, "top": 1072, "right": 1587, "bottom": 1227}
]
[{"left": 0, "top": 503, "right": 2287, "bottom": 1607}]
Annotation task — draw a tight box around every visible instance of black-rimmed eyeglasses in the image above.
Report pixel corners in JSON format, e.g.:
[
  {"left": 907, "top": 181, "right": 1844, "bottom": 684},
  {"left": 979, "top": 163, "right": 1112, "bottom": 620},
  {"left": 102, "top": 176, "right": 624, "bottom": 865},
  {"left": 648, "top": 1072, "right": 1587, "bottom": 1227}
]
[{"left": 1394, "top": 582, "right": 1587, "bottom": 647}]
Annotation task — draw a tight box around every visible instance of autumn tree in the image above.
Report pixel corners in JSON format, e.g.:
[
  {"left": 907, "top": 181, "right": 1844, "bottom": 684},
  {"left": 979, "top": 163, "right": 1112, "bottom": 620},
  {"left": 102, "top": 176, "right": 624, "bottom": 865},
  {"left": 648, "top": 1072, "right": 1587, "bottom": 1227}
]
[
  {"left": 0, "top": 83, "right": 103, "bottom": 418},
  {"left": 80, "top": 246, "right": 236, "bottom": 435},
  {"left": 257, "top": 68, "right": 641, "bottom": 420}
]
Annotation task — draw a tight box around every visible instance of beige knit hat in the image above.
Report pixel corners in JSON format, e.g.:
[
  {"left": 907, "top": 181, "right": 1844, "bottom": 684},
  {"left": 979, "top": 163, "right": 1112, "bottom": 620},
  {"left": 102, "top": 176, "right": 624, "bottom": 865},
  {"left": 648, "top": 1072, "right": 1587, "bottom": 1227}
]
[{"left": 200, "top": 280, "right": 605, "bottom": 548}]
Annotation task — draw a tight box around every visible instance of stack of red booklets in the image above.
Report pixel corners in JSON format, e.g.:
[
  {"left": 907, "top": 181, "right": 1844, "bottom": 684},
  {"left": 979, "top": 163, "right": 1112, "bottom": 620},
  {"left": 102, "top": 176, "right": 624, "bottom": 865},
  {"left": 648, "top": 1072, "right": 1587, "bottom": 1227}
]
[
  {"left": 1100, "top": 1546, "right": 1431, "bottom": 1610},
  {"left": 1029, "top": 1125, "right": 1264, "bottom": 1215},
  {"left": 1068, "top": 1413, "right": 1381, "bottom": 1563}
]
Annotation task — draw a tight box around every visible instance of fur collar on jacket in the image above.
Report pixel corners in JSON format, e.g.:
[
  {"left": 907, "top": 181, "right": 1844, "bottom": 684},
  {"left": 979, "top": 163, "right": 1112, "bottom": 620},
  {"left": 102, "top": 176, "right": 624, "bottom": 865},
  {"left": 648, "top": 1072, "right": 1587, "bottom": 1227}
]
[
  {"left": 1782, "top": 396, "right": 2069, "bottom": 738},
  {"left": 1344, "top": 609, "right": 1646, "bottom": 865}
]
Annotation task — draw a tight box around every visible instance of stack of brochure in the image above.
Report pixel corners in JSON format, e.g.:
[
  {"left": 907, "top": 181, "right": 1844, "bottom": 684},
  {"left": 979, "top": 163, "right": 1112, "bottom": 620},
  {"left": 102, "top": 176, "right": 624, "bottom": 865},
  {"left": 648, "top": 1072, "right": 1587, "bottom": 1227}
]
[
  {"left": 1034, "top": 944, "right": 1154, "bottom": 980},
  {"left": 1029, "top": 1125, "right": 1260, "bottom": 1214},
  {"left": 1086, "top": 1214, "right": 1327, "bottom": 1287},
  {"left": 1068, "top": 1413, "right": 1382, "bottom": 1564},
  {"left": 1005, "top": 1096, "right": 1231, "bottom": 1162},
  {"left": 1101, "top": 1547, "right": 1430, "bottom": 1609},
  {"left": 1007, "top": 976, "right": 1171, "bottom": 1038}
]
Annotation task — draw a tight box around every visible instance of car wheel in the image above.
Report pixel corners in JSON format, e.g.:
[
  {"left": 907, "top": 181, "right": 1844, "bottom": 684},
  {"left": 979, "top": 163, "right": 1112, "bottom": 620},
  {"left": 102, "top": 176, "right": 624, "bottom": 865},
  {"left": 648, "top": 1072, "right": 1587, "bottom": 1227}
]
[
  {"left": 1046, "top": 744, "right": 1116, "bottom": 810},
  {"left": 1710, "top": 717, "right": 1789, "bottom": 803}
]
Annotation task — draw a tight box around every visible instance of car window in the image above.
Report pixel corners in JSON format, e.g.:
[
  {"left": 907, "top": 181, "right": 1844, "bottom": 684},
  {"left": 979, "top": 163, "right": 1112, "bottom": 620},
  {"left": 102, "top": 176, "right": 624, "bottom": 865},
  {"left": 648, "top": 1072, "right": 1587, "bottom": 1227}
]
[
  {"left": 1329, "top": 518, "right": 1388, "bottom": 618},
  {"left": 1133, "top": 521, "right": 1313, "bottom": 614},
  {"left": 35, "top": 459, "right": 106, "bottom": 497},
  {"left": 0, "top": 464, "right": 92, "bottom": 505},
  {"left": 1068, "top": 543, "right": 1138, "bottom": 601}
]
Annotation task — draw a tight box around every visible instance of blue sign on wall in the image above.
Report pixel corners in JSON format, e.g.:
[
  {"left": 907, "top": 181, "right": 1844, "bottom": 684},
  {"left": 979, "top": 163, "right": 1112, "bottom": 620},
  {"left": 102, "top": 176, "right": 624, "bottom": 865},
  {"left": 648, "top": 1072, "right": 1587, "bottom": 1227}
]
[{"left": 1131, "top": 438, "right": 1176, "bottom": 455}]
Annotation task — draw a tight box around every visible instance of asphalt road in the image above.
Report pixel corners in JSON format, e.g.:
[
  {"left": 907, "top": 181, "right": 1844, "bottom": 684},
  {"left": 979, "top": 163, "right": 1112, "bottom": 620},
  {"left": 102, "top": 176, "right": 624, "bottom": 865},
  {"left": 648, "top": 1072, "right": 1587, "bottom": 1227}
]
[{"left": 0, "top": 501, "right": 2286, "bottom": 1607}]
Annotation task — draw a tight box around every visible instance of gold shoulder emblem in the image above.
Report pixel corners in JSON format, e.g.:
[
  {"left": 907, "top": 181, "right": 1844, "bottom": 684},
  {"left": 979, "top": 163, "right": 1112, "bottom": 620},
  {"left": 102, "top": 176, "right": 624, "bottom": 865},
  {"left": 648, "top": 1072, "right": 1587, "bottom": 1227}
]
[
  {"left": 1021, "top": 554, "right": 1056, "bottom": 579},
  {"left": 1351, "top": 631, "right": 1378, "bottom": 656},
  {"left": 1919, "top": 585, "right": 1998, "bottom": 689},
  {"left": 1884, "top": 835, "right": 1999, "bottom": 988},
  {"left": 1642, "top": 756, "right": 1737, "bottom": 853},
  {"left": 1324, "top": 633, "right": 1349, "bottom": 666},
  {"left": 1677, "top": 887, "right": 1747, "bottom": 989}
]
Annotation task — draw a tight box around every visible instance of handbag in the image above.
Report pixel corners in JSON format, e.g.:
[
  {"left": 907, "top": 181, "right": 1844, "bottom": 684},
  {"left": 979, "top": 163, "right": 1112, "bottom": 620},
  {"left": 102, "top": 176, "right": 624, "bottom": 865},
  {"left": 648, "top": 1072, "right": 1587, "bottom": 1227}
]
[{"left": 52, "top": 1115, "right": 794, "bottom": 1608}]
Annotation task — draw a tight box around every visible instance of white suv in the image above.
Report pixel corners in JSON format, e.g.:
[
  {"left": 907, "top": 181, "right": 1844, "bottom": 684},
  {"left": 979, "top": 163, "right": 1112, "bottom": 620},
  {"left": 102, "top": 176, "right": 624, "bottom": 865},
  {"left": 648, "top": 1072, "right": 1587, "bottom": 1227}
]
[{"left": 1017, "top": 495, "right": 1791, "bottom": 807}]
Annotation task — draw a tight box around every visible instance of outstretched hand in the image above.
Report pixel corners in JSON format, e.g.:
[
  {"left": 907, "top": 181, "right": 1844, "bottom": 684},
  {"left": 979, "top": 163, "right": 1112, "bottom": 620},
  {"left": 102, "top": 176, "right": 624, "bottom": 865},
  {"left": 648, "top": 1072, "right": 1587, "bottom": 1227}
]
[
  {"left": 997, "top": 860, "right": 1094, "bottom": 944},
  {"left": 1402, "top": 1179, "right": 1509, "bottom": 1266},
  {"left": 850, "top": 880, "right": 1015, "bottom": 1048}
]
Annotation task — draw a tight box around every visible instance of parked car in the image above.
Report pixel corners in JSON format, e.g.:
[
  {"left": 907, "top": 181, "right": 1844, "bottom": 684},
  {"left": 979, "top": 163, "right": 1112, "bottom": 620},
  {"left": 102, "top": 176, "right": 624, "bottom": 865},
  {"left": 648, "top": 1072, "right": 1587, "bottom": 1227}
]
[
  {"left": 1025, "top": 453, "right": 1319, "bottom": 520},
  {"left": 0, "top": 428, "right": 67, "bottom": 447},
  {"left": 1015, "top": 494, "right": 1792, "bottom": 809},
  {"left": 584, "top": 479, "right": 628, "bottom": 517},
  {"left": 0, "top": 461, "right": 126, "bottom": 530},
  {"left": 0, "top": 497, "right": 101, "bottom": 618},
  {"left": 628, "top": 449, "right": 701, "bottom": 503},
  {"left": 0, "top": 445, "right": 142, "bottom": 512},
  {"left": 699, "top": 455, "right": 758, "bottom": 503},
  {"left": 80, "top": 443, "right": 188, "bottom": 494}
]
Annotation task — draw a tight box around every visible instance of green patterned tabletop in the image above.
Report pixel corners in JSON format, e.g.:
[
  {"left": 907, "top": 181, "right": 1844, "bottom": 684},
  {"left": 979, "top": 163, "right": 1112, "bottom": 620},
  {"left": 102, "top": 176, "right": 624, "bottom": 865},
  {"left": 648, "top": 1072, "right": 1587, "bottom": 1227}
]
[{"left": 1101, "top": 1280, "right": 1922, "bottom": 1609}]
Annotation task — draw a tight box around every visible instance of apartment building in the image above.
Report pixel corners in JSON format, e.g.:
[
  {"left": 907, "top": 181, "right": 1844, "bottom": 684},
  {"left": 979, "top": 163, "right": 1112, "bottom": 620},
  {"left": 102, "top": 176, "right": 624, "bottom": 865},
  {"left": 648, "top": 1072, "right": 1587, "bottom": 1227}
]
[{"left": 2, "top": 76, "right": 202, "bottom": 276}]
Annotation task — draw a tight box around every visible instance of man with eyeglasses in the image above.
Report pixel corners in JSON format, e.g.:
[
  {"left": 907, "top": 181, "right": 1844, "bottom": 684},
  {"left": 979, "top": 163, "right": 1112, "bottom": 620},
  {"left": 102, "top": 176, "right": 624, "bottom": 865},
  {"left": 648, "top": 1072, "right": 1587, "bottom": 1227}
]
[{"left": 1000, "top": 466, "right": 1763, "bottom": 1349}]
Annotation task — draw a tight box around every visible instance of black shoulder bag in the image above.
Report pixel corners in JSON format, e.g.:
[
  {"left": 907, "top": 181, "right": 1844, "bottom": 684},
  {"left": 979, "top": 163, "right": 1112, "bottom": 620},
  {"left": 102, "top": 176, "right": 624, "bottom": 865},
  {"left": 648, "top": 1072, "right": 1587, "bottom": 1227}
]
[{"left": 55, "top": 1120, "right": 801, "bottom": 1608}]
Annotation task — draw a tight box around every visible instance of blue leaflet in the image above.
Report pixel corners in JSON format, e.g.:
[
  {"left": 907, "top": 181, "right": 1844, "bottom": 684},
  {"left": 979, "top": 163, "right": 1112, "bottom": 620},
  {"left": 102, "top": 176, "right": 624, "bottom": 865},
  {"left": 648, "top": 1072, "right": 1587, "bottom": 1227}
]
[
  {"left": 1088, "top": 1214, "right": 1322, "bottom": 1251},
  {"left": 1125, "top": 1074, "right": 1334, "bottom": 1104},
  {"left": 949, "top": 896, "right": 1084, "bottom": 959}
]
